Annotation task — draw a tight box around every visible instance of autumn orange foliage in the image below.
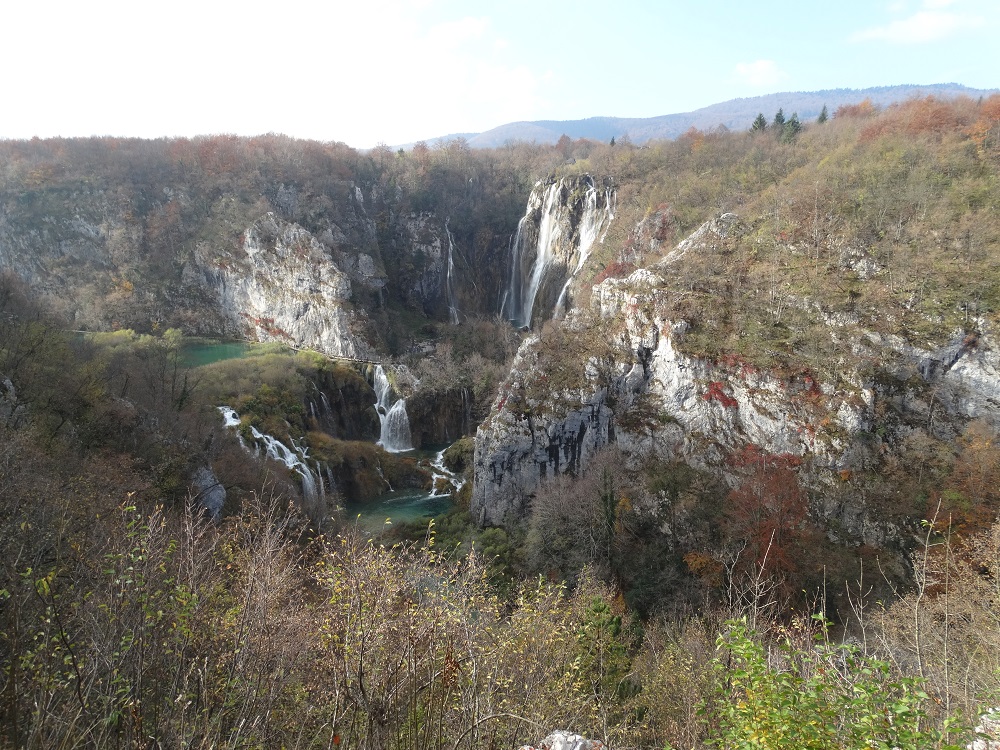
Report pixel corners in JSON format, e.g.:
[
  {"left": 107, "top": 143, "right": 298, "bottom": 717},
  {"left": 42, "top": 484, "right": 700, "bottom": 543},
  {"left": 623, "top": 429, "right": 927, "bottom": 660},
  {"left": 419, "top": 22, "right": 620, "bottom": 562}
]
[
  {"left": 859, "top": 95, "right": 980, "bottom": 141},
  {"left": 834, "top": 97, "right": 879, "bottom": 119}
]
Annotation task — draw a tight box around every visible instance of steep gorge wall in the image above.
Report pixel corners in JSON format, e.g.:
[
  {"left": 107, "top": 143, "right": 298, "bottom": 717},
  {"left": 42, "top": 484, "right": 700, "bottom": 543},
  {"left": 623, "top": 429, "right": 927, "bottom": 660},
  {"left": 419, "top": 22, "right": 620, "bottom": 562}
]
[
  {"left": 472, "top": 215, "right": 1000, "bottom": 534},
  {"left": 0, "top": 141, "right": 525, "bottom": 358}
]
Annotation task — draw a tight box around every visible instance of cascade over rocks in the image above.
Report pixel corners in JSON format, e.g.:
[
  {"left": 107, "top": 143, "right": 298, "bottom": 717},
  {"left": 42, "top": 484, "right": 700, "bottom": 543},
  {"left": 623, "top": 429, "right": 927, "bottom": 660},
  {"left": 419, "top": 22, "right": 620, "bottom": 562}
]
[
  {"left": 304, "top": 368, "right": 381, "bottom": 441},
  {"left": 373, "top": 364, "right": 414, "bottom": 453}
]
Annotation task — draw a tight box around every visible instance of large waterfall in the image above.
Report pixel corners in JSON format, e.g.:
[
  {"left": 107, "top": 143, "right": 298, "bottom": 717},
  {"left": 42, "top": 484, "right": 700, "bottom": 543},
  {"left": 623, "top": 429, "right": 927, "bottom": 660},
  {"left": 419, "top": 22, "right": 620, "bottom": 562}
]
[
  {"left": 374, "top": 365, "right": 414, "bottom": 453},
  {"left": 553, "top": 183, "right": 614, "bottom": 317},
  {"left": 501, "top": 175, "right": 615, "bottom": 329}
]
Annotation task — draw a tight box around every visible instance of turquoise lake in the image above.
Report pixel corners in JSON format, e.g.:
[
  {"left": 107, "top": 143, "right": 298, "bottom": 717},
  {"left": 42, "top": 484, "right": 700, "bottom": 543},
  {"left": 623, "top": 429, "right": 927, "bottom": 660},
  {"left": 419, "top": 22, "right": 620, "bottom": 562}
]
[{"left": 181, "top": 340, "right": 252, "bottom": 368}]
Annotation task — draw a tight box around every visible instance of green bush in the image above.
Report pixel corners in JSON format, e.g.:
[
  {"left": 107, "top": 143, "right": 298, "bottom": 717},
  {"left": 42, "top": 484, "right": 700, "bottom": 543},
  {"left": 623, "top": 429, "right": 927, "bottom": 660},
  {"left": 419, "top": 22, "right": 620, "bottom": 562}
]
[{"left": 701, "top": 618, "right": 966, "bottom": 750}]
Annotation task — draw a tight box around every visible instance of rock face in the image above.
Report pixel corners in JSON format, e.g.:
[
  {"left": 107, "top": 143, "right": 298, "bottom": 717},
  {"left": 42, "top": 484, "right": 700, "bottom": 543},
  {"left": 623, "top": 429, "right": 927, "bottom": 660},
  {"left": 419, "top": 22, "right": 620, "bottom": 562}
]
[
  {"left": 404, "top": 213, "right": 450, "bottom": 312},
  {"left": 303, "top": 366, "right": 381, "bottom": 442},
  {"left": 0, "top": 189, "right": 138, "bottom": 329},
  {"left": 970, "top": 709, "right": 1000, "bottom": 750},
  {"left": 406, "top": 386, "right": 474, "bottom": 449},
  {"left": 195, "top": 213, "right": 369, "bottom": 359},
  {"left": 471, "top": 334, "right": 618, "bottom": 526},
  {"left": 190, "top": 466, "right": 226, "bottom": 521},
  {"left": 0, "top": 170, "right": 492, "bottom": 354},
  {"left": 0, "top": 375, "right": 25, "bottom": 426},
  {"left": 472, "top": 214, "right": 1000, "bottom": 529}
]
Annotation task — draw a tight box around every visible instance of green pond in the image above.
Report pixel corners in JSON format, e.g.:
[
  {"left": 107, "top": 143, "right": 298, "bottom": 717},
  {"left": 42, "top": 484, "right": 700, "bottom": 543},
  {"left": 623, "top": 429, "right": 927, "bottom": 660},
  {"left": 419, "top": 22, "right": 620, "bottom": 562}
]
[
  {"left": 344, "top": 446, "right": 459, "bottom": 534},
  {"left": 181, "top": 340, "right": 252, "bottom": 368},
  {"left": 345, "top": 490, "right": 453, "bottom": 534}
]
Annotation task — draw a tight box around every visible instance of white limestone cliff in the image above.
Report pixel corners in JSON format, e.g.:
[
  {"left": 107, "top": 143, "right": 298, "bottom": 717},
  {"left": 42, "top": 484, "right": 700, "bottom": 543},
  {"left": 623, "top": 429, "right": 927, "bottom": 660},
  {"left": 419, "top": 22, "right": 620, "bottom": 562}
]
[
  {"left": 472, "top": 214, "right": 1000, "bottom": 529},
  {"left": 199, "top": 213, "right": 371, "bottom": 359}
]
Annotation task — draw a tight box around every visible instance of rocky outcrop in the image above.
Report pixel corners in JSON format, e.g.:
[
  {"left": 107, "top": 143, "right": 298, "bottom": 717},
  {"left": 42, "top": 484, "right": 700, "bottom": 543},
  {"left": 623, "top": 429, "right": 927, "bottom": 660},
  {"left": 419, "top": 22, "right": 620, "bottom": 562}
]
[
  {"left": 0, "top": 375, "right": 25, "bottom": 427},
  {"left": 471, "top": 334, "right": 618, "bottom": 526},
  {"left": 195, "top": 213, "right": 371, "bottom": 359},
  {"left": 970, "top": 709, "right": 1000, "bottom": 750},
  {"left": 517, "top": 731, "right": 606, "bottom": 750},
  {"left": 472, "top": 214, "right": 1000, "bottom": 529},
  {"left": 865, "top": 328, "right": 1000, "bottom": 430},
  {"left": 190, "top": 466, "right": 226, "bottom": 521},
  {"left": 406, "top": 386, "right": 474, "bottom": 448}
]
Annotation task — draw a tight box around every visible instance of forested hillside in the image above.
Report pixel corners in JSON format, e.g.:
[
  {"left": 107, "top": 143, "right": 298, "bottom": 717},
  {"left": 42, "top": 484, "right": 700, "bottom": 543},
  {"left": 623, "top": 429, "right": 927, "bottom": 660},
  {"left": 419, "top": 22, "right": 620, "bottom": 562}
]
[{"left": 3, "top": 94, "right": 1000, "bottom": 748}]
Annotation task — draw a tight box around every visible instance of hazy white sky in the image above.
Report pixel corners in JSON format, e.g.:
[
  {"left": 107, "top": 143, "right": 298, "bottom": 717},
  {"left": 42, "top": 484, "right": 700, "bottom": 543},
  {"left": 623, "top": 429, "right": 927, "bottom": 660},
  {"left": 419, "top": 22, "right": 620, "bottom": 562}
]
[{"left": 3, "top": 0, "right": 997, "bottom": 148}]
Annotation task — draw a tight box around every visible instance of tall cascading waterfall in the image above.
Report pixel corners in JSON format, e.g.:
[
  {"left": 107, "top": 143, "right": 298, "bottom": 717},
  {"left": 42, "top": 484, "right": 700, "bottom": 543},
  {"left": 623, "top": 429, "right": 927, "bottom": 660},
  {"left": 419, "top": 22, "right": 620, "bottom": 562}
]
[
  {"left": 445, "top": 221, "right": 460, "bottom": 325},
  {"left": 553, "top": 183, "right": 616, "bottom": 318},
  {"left": 373, "top": 364, "right": 414, "bottom": 453},
  {"left": 501, "top": 175, "right": 615, "bottom": 329}
]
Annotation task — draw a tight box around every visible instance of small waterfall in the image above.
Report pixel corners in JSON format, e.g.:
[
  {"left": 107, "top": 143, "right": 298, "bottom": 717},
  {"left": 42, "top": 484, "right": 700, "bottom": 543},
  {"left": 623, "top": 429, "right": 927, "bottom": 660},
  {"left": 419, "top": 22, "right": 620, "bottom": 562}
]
[
  {"left": 306, "top": 380, "right": 335, "bottom": 430},
  {"left": 427, "top": 447, "right": 466, "bottom": 498},
  {"left": 375, "top": 460, "right": 394, "bottom": 491},
  {"left": 461, "top": 386, "right": 471, "bottom": 435},
  {"left": 445, "top": 220, "right": 460, "bottom": 325},
  {"left": 373, "top": 365, "right": 414, "bottom": 453},
  {"left": 219, "top": 406, "right": 241, "bottom": 428},
  {"left": 503, "top": 176, "right": 615, "bottom": 328},
  {"left": 500, "top": 219, "right": 526, "bottom": 323},
  {"left": 217, "top": 406, "right": 323, "bottom": 505}
]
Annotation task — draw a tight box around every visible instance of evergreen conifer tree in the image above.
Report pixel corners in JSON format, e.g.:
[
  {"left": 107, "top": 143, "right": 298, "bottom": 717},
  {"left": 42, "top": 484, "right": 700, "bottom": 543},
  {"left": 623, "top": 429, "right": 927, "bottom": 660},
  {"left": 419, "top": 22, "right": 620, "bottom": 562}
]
[
  {"left": 817, "top": 104, "right": 828, "bottom": 124},
  {"left": 772, "top": 108, "right": 786, "bottom": 130},
  {"left": 751, "top": 113, "right": 768, "bottom": 132},
  {"left": 781, "top": 112, "right": 802, "bottom": 142}
]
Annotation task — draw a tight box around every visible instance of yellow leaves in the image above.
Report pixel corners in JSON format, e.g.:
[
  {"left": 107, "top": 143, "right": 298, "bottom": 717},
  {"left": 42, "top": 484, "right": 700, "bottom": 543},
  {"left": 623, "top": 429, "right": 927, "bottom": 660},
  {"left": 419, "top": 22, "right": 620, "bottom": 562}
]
[{"left": 110, "top": 275, "right": 134, "bottom": 298}]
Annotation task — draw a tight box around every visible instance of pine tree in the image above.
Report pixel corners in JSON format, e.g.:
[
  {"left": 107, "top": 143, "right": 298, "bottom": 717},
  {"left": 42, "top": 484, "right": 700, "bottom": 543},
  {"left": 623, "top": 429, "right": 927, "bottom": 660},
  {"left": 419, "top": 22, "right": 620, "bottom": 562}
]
[
  {"left": 817, "top": 104, "right": 828, "bottom": 124},
  {"left": 772, "top": 108, "right": 786, "bottom": 130},
  {"left": 781, "top": 112, "right": 802, "bottom": 142},
  {"left": 751, "top": 113, "right": 768, "bottom": 132}
]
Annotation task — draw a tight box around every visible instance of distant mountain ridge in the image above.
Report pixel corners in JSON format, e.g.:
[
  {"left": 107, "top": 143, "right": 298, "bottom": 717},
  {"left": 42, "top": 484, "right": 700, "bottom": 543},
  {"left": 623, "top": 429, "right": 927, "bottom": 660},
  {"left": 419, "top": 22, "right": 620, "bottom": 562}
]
[{"left": 404, "top": 83, "right": 997, "bottom": 149}]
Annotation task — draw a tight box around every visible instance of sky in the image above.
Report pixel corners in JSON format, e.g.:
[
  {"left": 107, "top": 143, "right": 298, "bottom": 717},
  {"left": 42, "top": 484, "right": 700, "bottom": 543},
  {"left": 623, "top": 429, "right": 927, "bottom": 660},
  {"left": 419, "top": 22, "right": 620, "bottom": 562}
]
[{"left": 3, "top": 0, "right": 998, "bottom": 149}]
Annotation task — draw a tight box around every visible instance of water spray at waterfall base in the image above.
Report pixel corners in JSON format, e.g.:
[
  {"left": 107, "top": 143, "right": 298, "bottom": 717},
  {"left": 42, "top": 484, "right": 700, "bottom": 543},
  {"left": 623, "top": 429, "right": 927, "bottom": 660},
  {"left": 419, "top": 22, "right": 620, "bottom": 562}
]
[{"left": 373, "top": 364, "right": 414, "bottom": 453}]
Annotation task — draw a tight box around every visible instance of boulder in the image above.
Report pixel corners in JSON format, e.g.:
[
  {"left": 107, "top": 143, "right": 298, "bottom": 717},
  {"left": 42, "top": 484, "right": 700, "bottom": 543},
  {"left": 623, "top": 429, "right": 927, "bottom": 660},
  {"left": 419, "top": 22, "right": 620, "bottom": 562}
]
[{"left": 517, "top": 730, "right": 606, "bottom": 750}]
